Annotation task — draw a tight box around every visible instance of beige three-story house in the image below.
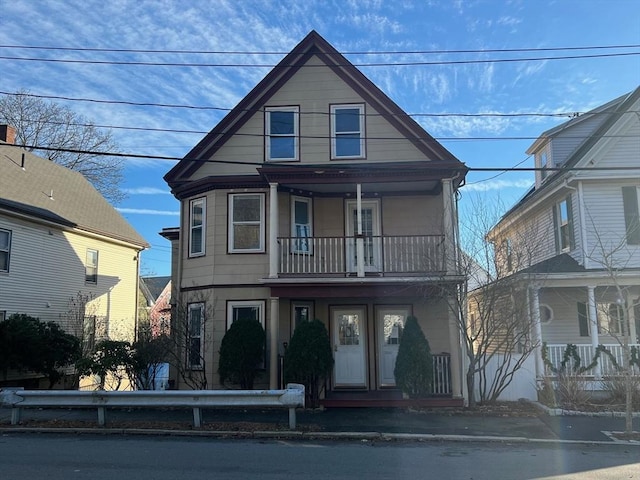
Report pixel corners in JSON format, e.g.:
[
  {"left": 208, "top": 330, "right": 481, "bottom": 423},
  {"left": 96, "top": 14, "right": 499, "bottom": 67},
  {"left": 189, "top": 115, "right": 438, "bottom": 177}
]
[{"left": 164, "top": 31, "right": 467, "bottom": 405}]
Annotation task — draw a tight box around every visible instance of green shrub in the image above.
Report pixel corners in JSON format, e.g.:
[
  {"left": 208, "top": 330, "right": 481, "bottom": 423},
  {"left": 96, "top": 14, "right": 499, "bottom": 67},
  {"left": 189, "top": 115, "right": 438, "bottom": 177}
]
[
  {"left": 394, "top": 315, "right": 433, "bottom": 398},
  {"left": 219, "top": 318, "right": 265, "bottom": 389},
  {"left": 284, "top": 319, "right": 334, "bottom": 408},
  {"left": 0, "top": 314, "right": 80, "bottom": 388}
]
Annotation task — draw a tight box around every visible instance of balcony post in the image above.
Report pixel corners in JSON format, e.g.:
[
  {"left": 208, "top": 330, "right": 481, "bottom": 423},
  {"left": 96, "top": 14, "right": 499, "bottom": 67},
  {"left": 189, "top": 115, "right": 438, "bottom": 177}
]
[
  {"left": 530, "top": 285, "right": 545, "bottom": 379},
  {"left": 587, "top": 286, "right": 601, "bottom": 379},
  {"left": 442, "top": 178, "right": 456, "bottom": 274},
  {"left": 356, "top": 183, "right": 365, "bottom": 277},
  {"left": 269, "top": 182, "right": 279, "bottom": 278}
]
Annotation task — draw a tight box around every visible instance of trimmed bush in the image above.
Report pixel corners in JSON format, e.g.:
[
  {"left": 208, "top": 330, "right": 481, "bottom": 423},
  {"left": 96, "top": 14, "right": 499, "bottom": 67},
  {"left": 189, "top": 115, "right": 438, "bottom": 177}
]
[
  {"left": 219, "top": 318, "right": 265, "bottom": 389},
  {"left": 394, "top": 315, "right": 433, "bottom": 398},
  {"left": 284, "top": 319, "right": 334, "bottom": 408}
]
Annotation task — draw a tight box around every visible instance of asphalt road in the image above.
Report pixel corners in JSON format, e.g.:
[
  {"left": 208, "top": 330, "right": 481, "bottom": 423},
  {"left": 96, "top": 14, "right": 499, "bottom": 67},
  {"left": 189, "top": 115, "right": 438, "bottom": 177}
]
[{"left": 0, "top": 433, "right": 638, "bottom": 480}]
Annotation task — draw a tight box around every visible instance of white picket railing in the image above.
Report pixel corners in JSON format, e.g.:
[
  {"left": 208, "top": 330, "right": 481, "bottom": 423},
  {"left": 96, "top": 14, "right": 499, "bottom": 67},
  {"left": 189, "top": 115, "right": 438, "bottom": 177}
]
[
  {"left": 432, "top": 354, "right": 451, "bottom": 395},
  {"left": 544, "top": 344, "right": 640, "bottom": 376},
  {"left": 278, "top": 235, "right": 445, "bottom": 275},
  {"left": 1, "top": 384, "right": 305, "bottom": 429}
]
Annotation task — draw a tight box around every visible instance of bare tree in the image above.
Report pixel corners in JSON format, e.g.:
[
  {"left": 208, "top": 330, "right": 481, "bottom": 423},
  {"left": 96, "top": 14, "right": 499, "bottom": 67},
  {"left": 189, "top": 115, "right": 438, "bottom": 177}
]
[
  {"left": 0, "top": 90, "right": 124, "bottom": 203},
  {"left": 585, "top": 217, "right": 639, "bottom": 435},
  {"left": 441, "top": 194, "right": 544, "bottom": 406}
]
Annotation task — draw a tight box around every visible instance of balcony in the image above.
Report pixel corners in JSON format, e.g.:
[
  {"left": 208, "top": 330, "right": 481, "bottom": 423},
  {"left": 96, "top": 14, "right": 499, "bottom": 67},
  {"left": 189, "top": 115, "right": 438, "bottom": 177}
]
[{"left": 277, "top": 235, "right": 445, "bottom": 276}]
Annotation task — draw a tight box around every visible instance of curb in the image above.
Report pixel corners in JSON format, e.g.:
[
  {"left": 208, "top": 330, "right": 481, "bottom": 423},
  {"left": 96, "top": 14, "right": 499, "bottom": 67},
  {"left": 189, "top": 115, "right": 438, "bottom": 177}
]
[{"left": 2, "top": 427, "right": 639, "bottom": 446}]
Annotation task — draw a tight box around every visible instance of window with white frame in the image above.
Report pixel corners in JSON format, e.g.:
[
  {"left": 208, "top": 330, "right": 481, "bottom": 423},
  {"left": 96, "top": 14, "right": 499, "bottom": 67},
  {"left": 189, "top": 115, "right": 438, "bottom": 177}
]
[
  {"left": 228, "top": 193, "right": 265, "bottom": 252},
  {"left": 265, "top": 106, "right": 299, "bottom": 161},
  {"left": 596, "top": 302, "right": 626, "bottom": 336},
  {"left": 189, "top": 198, "right": 206, "bottom": 257},
  {"left": 331, "top": 104, "right": 365, "bottom": 159},
  {"left": 0, "top": 311, "right": 6, "bottom": 321},
  {"left": 539, "top": 151, "right": 549, "bottom": 179},
  {"left": 85, "top": 249, "right": 98, "bottom": 284},
  {"left": 554, "top": 196, "right": 573, "bottom": 252},
  {"left": 0, "top": 228, "right": 11, "bottom": 273},
  {"left": 291, "top": 196, "right": 312, "bottom": 253},
  {"left": 227, "top": 300, "right": 265, "bottom": 330},
  {"left": 187, "top": 303, "right": 205, "bottom": 369},
  {"left": 292, "top": 301, "right": 313, "bottom": 332}
]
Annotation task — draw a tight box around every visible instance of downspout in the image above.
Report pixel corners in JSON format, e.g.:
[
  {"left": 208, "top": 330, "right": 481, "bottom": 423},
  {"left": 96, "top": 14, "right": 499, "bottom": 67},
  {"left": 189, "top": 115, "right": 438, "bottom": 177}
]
[{"left": 576, "top": 181, "right": 589, "bottom": 269}]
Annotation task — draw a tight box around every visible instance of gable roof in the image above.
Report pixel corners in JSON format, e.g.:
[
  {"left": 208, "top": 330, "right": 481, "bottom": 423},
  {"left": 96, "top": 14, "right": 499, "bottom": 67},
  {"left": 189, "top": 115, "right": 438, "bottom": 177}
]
[
  {"left": 495, "top": 86, "right": 640, "bottom": 228},
  {"left": 140, "top": 276, "right": 171, "bottom": 303},
  {"left": 165, "top": 30, "right": 465, "bottom": 187},
  {"left": 0, "top": 143, "right": 148, "bottom": 248}
]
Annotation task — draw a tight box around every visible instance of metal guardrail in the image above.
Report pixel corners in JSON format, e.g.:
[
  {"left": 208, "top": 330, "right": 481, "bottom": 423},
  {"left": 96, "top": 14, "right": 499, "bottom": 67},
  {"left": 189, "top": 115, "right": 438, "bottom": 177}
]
[{"left": 1, "top": 383, "right": 305, "bottom": 429}]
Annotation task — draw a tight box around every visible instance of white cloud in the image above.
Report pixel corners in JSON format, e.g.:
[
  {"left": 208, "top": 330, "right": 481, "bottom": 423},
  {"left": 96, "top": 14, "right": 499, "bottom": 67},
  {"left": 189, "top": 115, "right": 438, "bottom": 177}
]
[
  {"left": 117, "top": 208, "right": 179, "bottom": 216},
  {"left": 462, "top": 179, "right": 532, "bottom": 192},
  {"left": 122, "top": 187, "right": 172, "bottom": 195}
]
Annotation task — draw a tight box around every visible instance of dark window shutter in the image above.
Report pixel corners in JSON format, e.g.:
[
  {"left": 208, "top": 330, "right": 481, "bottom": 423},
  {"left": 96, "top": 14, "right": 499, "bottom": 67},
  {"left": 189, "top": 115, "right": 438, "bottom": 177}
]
[
  {"left": 577, "top": 302, "right": 589, "bottom": 337},
  {"left": 622, "top": 186, "right": 640, "bottom": 245},
  {"left": 552, "top": 205, "right": 560, "bottom": 253},
  {"left": 566, "top": 195, "right": 575, "bottom": 250}
]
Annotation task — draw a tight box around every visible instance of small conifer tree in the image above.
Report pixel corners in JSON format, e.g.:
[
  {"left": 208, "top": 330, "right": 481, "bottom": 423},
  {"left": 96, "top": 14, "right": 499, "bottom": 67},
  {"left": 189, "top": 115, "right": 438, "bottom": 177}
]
[
  {"left": 219, "top": 318, "right": 265, "bottom": 389},
  {"left": 394, "top": 315, "right": 433, "bottom": 398},
  {"left": 284, "top": 319, "right": 334, "bottom": 407}
]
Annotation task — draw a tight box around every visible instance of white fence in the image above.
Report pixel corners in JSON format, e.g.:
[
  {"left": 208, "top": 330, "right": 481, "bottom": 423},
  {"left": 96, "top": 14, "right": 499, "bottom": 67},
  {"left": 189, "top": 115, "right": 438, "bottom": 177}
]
[
  {"left": 473, "top": 354, "right": 538, "bottom": 402},
  {"left": 1, "top": 384, "right": 305, "bottom": 429}
]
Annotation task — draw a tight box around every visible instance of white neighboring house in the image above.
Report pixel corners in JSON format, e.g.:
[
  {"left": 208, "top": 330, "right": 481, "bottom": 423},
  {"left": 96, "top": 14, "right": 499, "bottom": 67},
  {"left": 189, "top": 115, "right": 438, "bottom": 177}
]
[
  {"left": 0, "top": 125, "right": 148, "bottom": 388},
  {"left": 487, "top": 87, "right": 640, "bottom": 394}
]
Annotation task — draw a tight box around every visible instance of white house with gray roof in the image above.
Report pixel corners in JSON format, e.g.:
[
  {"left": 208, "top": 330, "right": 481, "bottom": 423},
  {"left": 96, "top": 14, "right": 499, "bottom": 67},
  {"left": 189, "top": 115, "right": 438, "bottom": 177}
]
[
  {"left": 486, "top": 87, "right": 640, "bottom": 393},
  {"left": 0, "top": 125, "right": 148, "bottom": 388}
]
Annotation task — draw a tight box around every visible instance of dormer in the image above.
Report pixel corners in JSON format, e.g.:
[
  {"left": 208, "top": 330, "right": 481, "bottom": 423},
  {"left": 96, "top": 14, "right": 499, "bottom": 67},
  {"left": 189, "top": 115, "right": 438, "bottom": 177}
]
[{"left": 531, "top": 141, "right": 552, "bottom": 188}]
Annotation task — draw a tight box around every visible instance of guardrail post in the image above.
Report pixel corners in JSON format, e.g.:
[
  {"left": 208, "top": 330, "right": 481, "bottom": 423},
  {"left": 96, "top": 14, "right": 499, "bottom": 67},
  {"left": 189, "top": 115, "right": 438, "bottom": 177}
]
[
  {"left": 193, "top": 407, "right": 202, "bottom": 428},
  {"left": 288, "top": 407, "right": 296, "bottom": 430},
  {"left": 11, "top": 407, "right": 21, "bottom": 425},
  {"left": 97, "top": 407, "right": 106, "bottom": 426}
]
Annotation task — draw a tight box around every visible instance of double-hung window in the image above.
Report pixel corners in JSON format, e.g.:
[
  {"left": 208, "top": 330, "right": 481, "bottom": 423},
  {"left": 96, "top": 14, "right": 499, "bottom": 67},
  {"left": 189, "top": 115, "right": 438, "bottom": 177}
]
[
  {"left": 266, "top": 106, "right": 299, "bottom": 161},
  {"left": 228, "top": 193, "right": 265, "bottom": 253},
  {"left": 0, "top": 228, "right": 11, "bottom": 273},
  {"left": 85, "top": 249, "right": 98, "bottom": 284},
  {"left": 553, "top": 196, "right": 574, "bottom": 252},
  {"left": 596, "top": 302, "right": 626, "bottom": 336},
  {"left": 291, "top": 196, "right": 312, "bottom": 253},
  {"left": 187, "top": 303, "right": 205, "bottom": 369},
  {"left": 331, "top": 104, "right": 365, "bottom": 159},
  {"left": 189, "top": 198, "right": 206, "bottom": 257}
]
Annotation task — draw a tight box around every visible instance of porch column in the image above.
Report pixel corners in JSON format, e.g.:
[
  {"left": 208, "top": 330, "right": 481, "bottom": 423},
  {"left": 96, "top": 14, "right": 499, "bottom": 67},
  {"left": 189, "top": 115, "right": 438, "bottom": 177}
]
[
  {"left": 530, "top": 286, "right": 544, "bottom": 379},
  {"left": 587, "top": 286, "right": 601, "bottom": 379},
  {"left": 269, "top": 297, "right": 280, "bottom": 389},
  {"left": 269, "top": 183, "right": 279, "bottom": 279},
  {"left": 356, "top": 183, "right": 365, "bottom": 278},
  {"left": 442, "top": 178, "right": 456, "bottom": 274},
  {"left": 447, "top": 298, "right": 463, "bottom": 398}
]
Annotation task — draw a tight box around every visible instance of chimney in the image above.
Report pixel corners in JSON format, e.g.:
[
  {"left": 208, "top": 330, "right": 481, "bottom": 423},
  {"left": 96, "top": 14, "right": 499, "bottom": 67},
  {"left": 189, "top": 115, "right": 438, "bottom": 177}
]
[{"left": 0, "top": 125, "right": 16, "bottom": 144}]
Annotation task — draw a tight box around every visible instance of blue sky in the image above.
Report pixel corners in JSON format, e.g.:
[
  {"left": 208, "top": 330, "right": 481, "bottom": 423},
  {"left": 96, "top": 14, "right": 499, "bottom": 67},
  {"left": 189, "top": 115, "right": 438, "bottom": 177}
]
[{"left": 1, "top": 0, "right": 639, "bottom": 276}]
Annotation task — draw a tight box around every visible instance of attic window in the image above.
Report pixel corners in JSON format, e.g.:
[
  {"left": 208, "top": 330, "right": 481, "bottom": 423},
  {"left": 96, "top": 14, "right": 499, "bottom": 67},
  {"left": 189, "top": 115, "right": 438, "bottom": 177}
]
[
  {"left": 265, "top": 106, "right": 299, "bottom": 161},
  {"left": 331, "top": 104, "right": 365, "bottom": 159}
]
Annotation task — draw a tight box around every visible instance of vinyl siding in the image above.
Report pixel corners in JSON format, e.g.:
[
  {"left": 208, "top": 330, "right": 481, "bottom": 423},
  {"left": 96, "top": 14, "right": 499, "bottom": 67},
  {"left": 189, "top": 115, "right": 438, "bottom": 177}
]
[
  {"left": 550, "top": 114, "right": 608, "bottom": 167},
  {"left": 190, "top": 55, "right": 429, "bottom": 181},
  {"left": 0, "top": 214, "right": 139, "bottom": 341}
]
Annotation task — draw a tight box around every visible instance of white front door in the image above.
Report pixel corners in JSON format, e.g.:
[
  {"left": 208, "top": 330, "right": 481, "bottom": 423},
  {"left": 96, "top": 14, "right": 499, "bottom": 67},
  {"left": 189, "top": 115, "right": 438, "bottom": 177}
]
[
  {"left": 377, "top": 307, "right": 409, "bottom": 387},
  {"left": 346, "top": 200, "right": 381, "bottom": 272},
  {"left": 332, "top": 307, "right": 367, "bottom": 387}
]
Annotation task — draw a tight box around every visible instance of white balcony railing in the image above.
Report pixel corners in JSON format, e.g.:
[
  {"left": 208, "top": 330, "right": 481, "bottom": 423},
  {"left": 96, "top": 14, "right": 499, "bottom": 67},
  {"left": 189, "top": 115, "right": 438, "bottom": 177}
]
[
  {"left": 278, "top": 235, "right": 445, "bottom": 276},
  {"left": 544, "top": 344, "right": 640, "bottom": 376}
]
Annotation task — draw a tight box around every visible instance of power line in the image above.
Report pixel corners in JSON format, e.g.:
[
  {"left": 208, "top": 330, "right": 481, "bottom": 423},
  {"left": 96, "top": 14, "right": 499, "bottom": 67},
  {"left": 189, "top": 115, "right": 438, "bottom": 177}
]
[
  {"left": 1, "top": 51, "right": 639, "bottom": 67},
  {"left": 0, "top": 90, "right": 611, "bottom": 119},
  {"left": 1, "top": 44, "right": 638, "bottom": 55},
  {"left": 5, "top": 143, "right": 640, "bottom": 173}
]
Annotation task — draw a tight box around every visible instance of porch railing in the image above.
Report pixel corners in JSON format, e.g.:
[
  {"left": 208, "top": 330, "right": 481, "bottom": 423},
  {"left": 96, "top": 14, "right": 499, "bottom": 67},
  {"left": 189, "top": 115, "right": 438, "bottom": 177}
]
[
  {"left": 432, "top": 354, "right": 451, "bottom": 395},
  {"left": 544, "top": 344, "right": 640, "bottom": 376},
  {"left": 278, "top": 235, "right": 445, "bottom": 275}
]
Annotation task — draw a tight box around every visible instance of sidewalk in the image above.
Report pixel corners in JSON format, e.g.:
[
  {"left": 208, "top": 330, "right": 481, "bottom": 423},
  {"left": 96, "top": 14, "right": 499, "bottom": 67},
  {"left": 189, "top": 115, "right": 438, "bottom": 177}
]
[{"left": 1, "top": 405, "right": 638, "bottom": 444}]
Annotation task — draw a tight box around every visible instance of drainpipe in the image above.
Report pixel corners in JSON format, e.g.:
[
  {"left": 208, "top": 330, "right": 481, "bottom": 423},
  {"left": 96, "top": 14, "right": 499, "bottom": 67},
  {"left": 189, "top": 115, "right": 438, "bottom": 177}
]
[{"left": 577, "top": 181, "right": 589, "bottom": 269}]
